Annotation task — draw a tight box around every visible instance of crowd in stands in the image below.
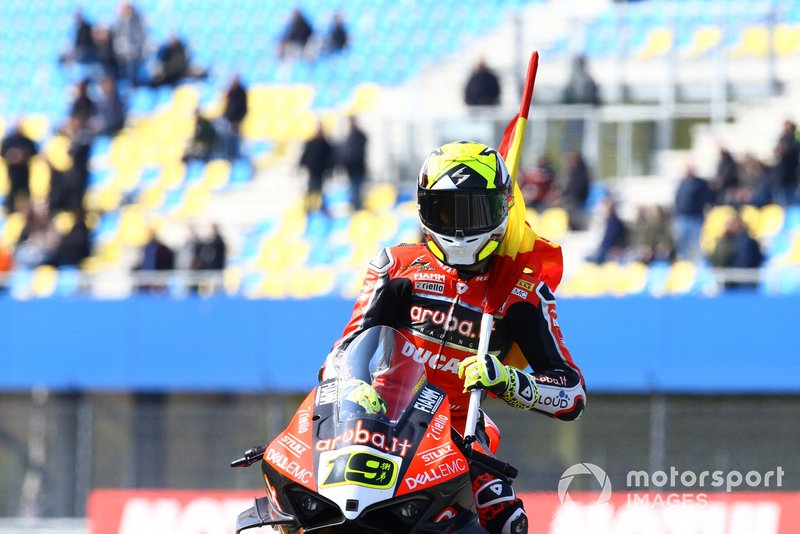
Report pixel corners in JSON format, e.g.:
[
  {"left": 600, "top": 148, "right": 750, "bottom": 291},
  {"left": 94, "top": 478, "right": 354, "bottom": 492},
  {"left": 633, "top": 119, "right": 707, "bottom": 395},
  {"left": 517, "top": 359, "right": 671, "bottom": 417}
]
[{"left": 277, "top": 7, "right": 350, "bottom": 61}]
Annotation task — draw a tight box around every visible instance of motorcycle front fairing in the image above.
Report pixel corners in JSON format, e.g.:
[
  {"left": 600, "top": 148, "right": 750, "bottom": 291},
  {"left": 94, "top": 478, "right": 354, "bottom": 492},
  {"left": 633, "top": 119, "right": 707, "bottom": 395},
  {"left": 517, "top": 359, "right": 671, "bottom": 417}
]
[{"left": 255, "top": 326, "right": 481, "bottom": 532}]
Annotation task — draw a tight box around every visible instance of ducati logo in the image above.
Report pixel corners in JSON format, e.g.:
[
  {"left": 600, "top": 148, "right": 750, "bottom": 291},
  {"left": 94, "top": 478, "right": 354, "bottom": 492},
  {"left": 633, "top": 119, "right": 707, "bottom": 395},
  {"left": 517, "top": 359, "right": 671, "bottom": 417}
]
[{"left": 456, "top": 282, "right": 468, "bottom": 294}]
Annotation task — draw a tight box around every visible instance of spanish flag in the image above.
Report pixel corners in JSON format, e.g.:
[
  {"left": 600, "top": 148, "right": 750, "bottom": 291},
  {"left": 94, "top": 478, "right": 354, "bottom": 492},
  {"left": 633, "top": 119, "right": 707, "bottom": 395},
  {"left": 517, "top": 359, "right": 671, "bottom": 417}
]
[{"left": 484, "top": 52, "right": 563, "bottom": 316}]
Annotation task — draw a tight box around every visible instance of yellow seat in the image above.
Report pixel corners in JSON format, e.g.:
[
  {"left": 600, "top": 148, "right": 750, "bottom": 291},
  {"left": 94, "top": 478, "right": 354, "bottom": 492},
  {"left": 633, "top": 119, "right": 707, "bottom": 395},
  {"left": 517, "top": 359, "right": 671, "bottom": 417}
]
[
  {"left": 730, "top": 25, "right": 769, "bottom": 58},
  {"left": 364, "top": 184, "right": 397, "bottom": 213},
  {"left": 637, "top": 28, "right": 673, "bottom": 59},
  {"left": 276, "top": 207, "right": 307, "bottom": 240},
  {"left": 202, "top": 159, "right": 231, "bottom": 190},
  {"left": 53, "top": 211, "right": 76, "bottom": 235},
  {"left": 223, "top": 266, "right": 242, "bottom": 295},
  {"left": 665, "top": 261, "right": 697, "bottom": 295},
  {"left": 31, "top": 265, "right": 58, "bottom": 298},
  {"left": 773, "top": 24, "right": 800, "bottom": 57},
  {"left": 19, "top": 115, "right": 50, "bottom": 142},
  {"left": 0, "top": 159, "right": 9, "bottom": 196},
  {"left": 118, "top": 206, "right": 150, "bottom": 247},
  {"left": 347, "top": 84, "right": 382, "bottom": 114},
  {"left": 559, "top": 262, "right": 606, "bottom": 297},
  {"left": 113, "top": 166, "right": 142, "bottom": 193},
  {"left": 538, "top": 208, "right": 568, "bottom": 241},
  {"left": 160, "top": 161, "right": 186, "bottom": 190},
  {"left": 786, "top": 233, "right": 800, "bottom": 265},
  {"left": 739, "top": 204, "right": 759, "bottom": 234},
  {"left": 171, "top": 85, "right": 200, "bottom": 116},
  {"left": 756, "top": 204, "right": 785, "bottom": 239},
  {"left": 28, "top": 156, "right": 51, "bottom": 201},
  {"left": 683, "top": 26, "right": 723, "bottom": 58},
  {"left": 257, "top": 268, "right": 288, "bottom": 298},
  {"left": 42, "top": 135, "right": 73, "bottom": 173},
  {"left": 700, "top": 205, "right": 736, "bottom": 253},
  {"left": 1, "top": 212, "right": 26, "bottom": 247},
  {"left": 139, "top": 185, "right": 166, "bottom": 210},
  {"left": 288, "top": 267, "right": 335, "bottom": 298},
  {"left": 176, "top": 185, "right": 211, "bottom": 218},
  {"left": 603, "top": 261, "right": 649, "bottom": 296},
  {"left": 257, "top": 238, "right": 309, "bottom": 271}
]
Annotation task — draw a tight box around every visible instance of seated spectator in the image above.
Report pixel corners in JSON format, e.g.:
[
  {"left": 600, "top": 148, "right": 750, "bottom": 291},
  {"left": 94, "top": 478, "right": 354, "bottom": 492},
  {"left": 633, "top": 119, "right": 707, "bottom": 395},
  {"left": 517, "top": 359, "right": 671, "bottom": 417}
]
[
  {"left": 464, "top": 57, "right": 501, "bottom": 107},
  {"left": 59, "top": 10, "right": 96, "bottom": 66},
  {"left": 560, "top": 151, "right": 592, "bottom": 231},
  {"left": 50, "top": 114, "right": 93, "bottom": 212},
  {"left": 589, "top": 196, "right": 627, "bottom": 263},
  {"left": 113, "top": 1, "right": 146, "bottom": 85},
  {"left": 278, "top": 8, "right": 314, "bottom": 59},
  {"left": 672, "top": 164, "right": 712, "bottom": 261},
  {"left": 182, "top": 109, "right": 218, "bottom": 162},
  {"left": 712, "top": 145, "right": 739, "bottom": 204},
  {"left": 46, "top": 209, "right": 91, "bottom": 267},
  {"left": 740, "top": 153, "right": 772, "bottom": 207},
  {"left": 14, "top": 202, "right": 60, "bottom": 268},
  {"left": 323, "top": 13, "right": 348, "bottom": 54},
  {"left": 150, "top": 34, "right": 207, "bottom": 88},
  {"left": 92, "top": 26, "right": 118, "bottom": 79},
  {"left": 1, "top": 122, "right": 38, "bottom": 214},
  {"left": 221, "top": 74, "right": 248, "bottom": 160},
  {"left": 70, "top": 79, "right": 96, "bottom": 121},
  {"left": 710, "top": 214, "right": 763, "bottom": 290},
  {"left": 91, "top": 75, "right": 127, "bottom": 136},
  {"left": 191, "top": 223, "right": 227, "bottom": 271},
  {"left": 630, "top": 205, "right": 674, "bottom": 264},
  {"left": 518, "top": 154, "right": 556, "bottom": 210}
]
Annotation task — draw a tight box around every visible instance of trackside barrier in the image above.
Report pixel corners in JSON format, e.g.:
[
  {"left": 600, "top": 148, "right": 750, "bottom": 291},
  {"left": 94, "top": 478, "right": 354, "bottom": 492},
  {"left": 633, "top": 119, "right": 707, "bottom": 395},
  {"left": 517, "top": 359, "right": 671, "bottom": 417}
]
[{"left": 86, "top": 489, "right": 800, "bottom": 534}]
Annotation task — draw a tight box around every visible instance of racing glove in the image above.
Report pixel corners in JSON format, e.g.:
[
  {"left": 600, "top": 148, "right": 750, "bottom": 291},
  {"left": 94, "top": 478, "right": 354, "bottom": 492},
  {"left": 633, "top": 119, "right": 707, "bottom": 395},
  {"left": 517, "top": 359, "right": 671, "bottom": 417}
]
[
  {"left": 341, "top": 379, "right": 388, "bottom": 415},
  {"left": 458, "top": 354, "right": 540, "bottom": 410}
]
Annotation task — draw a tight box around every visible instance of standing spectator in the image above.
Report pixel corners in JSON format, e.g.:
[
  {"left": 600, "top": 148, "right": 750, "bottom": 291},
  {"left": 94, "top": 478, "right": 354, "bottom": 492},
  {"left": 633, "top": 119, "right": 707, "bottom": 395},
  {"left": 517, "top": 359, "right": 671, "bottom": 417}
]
[
  {"left": 740, "top": 153, "right": 772, "bottom": 207},
  {"left": 93, "top": 26, "right": 118, "bottom": 79},
  {"left": 630, "top": 205, "right": 674, "bottom": 264},
  {"left": 339, "top": 116, "right": 368, "bottom": 211},
  {"left": 713, "top": 145, "right": 739, "bottom": 204},
  {"left": 589, "top": 196, "right": 627, "bottom": 263},
  {"left": 323, "top": 13, "right": 349, "bottom": 54},
  {"left": 518, "top": 153, "right": 556, "bottom": 210},
  {"left": 135, "top": 228, "right": 175, "bottom": 293},
  {"left": 561, "top": 151, "right": 592, "bottom": 230},
  {"left": 299, "top": 122, "right": 334, "bottom": 212},
  {"left": 222, "top": 74, "right": 248, "bottom": 160},
  {"left": 91, "top": 75, "right": 127, "bottom": 136},
  {"left": 14, "top": 203, "right": 60, "bottom": 268},
  {"left": 113, "top": 2, "right": 146, "bottom": 85},
  {"left": 673, "top": 164, "right": 713, "bottom": 261},
  {"left": 47, "top": 209, "right": 91, "bottom": 267},
  {"left": 1, "top": 122, "right": 38, "bottom": 214},
  {"left": 59, "top": 10, "right": 96, "bottom": 66},
  {"left": 191, "top": 224, "right": 227, "bottom": 271},
  {"left": 182, "top": 109, "right": 218, "bottom": 163},
  {"left": 710, "top": 214, "right": 763, "bottom": 289},
  {"left": 278, "top": 8, "right": 314, "bottom": 59},
  {"left": 773, "top": 120, "right": 799, "bottom": 205},
  {"left": 70, "top": 79, "right": 96, "bottom": 121},
  {"left": 50, "top": 114, "right": 93, "bottom": 212},
  {"left": 562, "top": 55, "right": 601, "bottom": 106},
  {"left": 464, "top": 57, "right": 501, "bottom": 107}
]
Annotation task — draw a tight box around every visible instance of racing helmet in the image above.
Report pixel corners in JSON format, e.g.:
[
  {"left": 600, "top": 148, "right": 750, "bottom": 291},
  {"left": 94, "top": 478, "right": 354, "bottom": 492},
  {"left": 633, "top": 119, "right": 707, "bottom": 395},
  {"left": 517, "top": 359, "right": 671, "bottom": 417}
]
[{"left": 417, "top": 141, "right": 511, "bottom": 268}]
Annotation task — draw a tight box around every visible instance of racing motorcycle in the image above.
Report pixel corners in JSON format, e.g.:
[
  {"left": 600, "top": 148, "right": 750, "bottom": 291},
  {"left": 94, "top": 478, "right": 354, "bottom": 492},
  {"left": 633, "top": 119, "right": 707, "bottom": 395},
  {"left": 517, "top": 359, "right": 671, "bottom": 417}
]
[{"left": 231, "top": 325, "right": 518, "bottom": 533}]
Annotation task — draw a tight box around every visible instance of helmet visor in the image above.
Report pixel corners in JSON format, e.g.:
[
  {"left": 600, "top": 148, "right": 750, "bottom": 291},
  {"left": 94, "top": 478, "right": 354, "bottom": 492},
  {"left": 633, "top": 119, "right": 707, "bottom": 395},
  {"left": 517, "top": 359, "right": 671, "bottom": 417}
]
[{"left": 418, "top": 189, "right": 508, "bottom": 237}]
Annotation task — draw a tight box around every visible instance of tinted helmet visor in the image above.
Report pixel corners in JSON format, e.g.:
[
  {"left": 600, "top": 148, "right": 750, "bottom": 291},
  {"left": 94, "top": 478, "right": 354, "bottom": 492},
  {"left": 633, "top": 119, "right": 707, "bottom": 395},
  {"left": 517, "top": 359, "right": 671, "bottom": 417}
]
[{"left": 418, "top": 189, "right": 508, "bottom": 237}]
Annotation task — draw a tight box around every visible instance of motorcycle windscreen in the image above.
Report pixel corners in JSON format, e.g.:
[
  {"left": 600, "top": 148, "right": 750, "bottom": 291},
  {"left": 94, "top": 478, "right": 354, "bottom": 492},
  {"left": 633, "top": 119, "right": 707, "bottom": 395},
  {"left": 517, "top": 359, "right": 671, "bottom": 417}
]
[{"left": 335, "top": 326, "right": 426, "bottom": 424}]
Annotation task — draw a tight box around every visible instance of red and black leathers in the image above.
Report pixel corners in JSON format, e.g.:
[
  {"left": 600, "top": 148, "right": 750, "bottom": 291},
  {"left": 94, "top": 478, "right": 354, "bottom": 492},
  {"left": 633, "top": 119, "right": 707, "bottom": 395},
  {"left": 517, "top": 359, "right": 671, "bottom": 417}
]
[{"left": 325, "top": 243, "right": 586, "bottom": 432}]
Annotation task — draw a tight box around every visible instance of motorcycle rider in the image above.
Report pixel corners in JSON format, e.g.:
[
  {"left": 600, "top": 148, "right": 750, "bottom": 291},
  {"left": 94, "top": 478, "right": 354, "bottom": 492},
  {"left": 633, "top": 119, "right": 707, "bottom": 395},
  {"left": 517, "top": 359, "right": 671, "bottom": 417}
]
[{"left": 322, "top": 141, "right": 586, "bottom": 534}]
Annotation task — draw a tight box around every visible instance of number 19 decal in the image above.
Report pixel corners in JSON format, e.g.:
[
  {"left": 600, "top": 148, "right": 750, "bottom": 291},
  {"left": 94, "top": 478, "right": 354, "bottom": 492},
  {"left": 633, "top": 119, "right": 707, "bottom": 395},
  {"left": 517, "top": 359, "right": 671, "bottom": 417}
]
[{"left": 320, "top": 451, "right": 398, "bottom": 489}]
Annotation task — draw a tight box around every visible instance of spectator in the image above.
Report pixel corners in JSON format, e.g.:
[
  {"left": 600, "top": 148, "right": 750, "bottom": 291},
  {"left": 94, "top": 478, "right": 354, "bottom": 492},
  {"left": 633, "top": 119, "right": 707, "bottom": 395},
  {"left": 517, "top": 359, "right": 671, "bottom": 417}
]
[
  {"left": 518, "top": 154, "right": 556, "bottom": 210},
  {"left": 182, "top": 109, "right": 218, "bottom": 163},
  {"left": 338, "top": 116, "right": 368, "bottom": 211},
  {"left": 50, "top": 114, "right": 93, "bottom": 212},
  {"left": 149, "top": 34, "right": 207, "bottom": 88},
  {"left": 91, "top": 75, "right": 127, "bottom": 136},
  {"left": 113, "top": 2, "right": 146, "bottom": 85},
  {"left": 191, "top": 223, "right": 227, "bottom": 271},
  {"left": 464, "top": 57, "right": 501, "bottom": 107},
  {"left": 93, "top": 26, "right": 118, "bottom": 79},
  {"left": 630, "top": 205, "right": 674, "bottom": 264},
  {"left": 135, "top": 228, "right": 175, "bottom": 293},
  {"left": 47, "top": 209, "right": 91, "bottom": 267},
  {"left": 1, "top": 122, "right": 38, "bottom": 214},
  {"left": 59, "top": 10, "right": 96, "bottom": 66},
  {"left": 740, "top": 153, "right": 772, "bottom": 207},
  {"left": 712, "top": 145, "right": 739, "bottom": 204},
  {"left": 710, "top": 214, "right": 763, "bottom": 289},
  {"left": 300, "top": 122, "right": 335, "bottom": 212},
  {"left": 672, "top": 164, "right": 713, "bottom": 261},
  {"left": 589, "top": 196, "right": 627, "bottom": 263},
  {"left": 323, "top": 13, "right": 348, "bottom": 54},
  {"left": 561, "top": 151, "right": 592, "bottom": 230},
  {"left": 221, "top": 74, "right": 248, "bottom": 160},
  {"left": 14, "top": 203, "right": 60, "bottom": 268},
  {"left": 772, "top": 120, "right": 799, "bottom": 205},
  {"left": 562, "top": 55, "right": 600, "bottom": 106},
  {"left": 70, "top": 79, "right": 96, "bottom": 121},
  {"left": 278, "top": 8, "right": 314, "bottom": 59}
]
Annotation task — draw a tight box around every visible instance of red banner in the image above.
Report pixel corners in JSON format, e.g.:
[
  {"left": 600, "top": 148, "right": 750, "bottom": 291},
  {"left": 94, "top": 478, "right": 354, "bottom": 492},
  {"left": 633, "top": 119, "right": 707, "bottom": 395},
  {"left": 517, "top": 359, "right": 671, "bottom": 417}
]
[{"left": 88, "top": 489, "right": 800, "bottom": 534}]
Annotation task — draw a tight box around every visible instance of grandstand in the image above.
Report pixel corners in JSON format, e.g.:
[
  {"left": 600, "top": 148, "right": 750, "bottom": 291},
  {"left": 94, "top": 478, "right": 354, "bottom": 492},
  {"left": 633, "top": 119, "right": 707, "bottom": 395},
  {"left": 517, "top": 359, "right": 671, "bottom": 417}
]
[{"left": 1, "top": 1, "right": 800, "bottom": 532}]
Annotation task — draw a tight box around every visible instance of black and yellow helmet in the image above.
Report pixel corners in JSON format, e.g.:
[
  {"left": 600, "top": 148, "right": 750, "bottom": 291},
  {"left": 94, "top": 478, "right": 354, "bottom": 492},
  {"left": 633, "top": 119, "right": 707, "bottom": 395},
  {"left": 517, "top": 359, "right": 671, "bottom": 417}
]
[{"left": 417, "top": 141, "right": 511, "bottom": 268}]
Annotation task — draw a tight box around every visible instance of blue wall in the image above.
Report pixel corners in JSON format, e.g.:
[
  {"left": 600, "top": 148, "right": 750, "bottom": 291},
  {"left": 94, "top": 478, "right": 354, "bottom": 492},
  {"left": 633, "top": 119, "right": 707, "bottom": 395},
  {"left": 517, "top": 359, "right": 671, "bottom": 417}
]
[{"left": 1, "top": 295, "right": 798, "bottom": 393}]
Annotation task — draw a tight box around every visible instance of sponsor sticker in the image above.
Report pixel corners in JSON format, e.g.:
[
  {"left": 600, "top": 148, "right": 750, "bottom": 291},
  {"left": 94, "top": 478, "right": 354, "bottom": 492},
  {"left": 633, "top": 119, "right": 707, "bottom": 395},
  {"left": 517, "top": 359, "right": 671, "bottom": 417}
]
[
  {"left": 316, "top": 381, "right": 338, "bottom": 405},
  {"left": 516, "top": 279, "right": 535, "bottom": 291},
  {"left": 415, "top": 281, "right": 445, "bottom": 294},
  {"left": 511, "top": 287, "right": 528, "bottom": 299},
  {"left": 413, "top": 386, "right": 444, "bottom": 414},
  {"left": 319, "top": 449, "right": 399, "bottom": 490},
  {"left": 404, "top": 457, "right": 467, "bottom": 490}
]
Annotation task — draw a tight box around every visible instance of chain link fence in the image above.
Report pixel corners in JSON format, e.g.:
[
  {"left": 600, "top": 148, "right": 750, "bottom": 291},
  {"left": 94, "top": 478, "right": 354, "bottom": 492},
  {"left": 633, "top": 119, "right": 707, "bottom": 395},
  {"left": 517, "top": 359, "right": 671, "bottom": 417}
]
[{"left": 0, "top": 392, "right": 797, "bottom": 518}]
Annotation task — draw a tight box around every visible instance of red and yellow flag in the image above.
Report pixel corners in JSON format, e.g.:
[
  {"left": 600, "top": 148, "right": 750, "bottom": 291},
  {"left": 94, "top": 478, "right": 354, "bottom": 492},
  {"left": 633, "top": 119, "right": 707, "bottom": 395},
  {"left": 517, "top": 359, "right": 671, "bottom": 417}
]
[{"left": 484, "top": 52, "right": 563, "bottom": 315}]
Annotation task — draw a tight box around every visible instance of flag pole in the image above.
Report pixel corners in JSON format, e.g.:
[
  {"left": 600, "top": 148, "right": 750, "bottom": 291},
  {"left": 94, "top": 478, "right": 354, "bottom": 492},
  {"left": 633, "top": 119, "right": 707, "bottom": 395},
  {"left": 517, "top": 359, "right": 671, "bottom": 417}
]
[{"left": 463, "top": 51, "right": 540, "bottom": 445}]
